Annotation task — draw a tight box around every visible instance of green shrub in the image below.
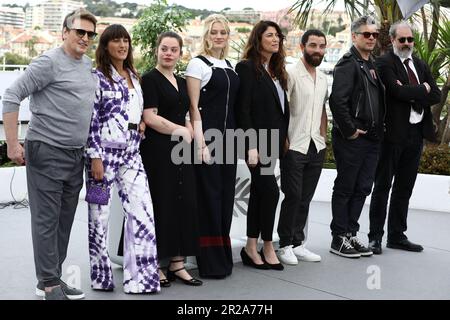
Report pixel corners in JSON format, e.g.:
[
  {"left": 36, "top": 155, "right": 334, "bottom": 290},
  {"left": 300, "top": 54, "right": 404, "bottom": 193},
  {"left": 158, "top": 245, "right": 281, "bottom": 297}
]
[
  {"left": 323, "top": 124, "right": 336, "bottom": 169},
  {"left": 322, "top": 125, "right": 450, "bottom": 175},
  {"left": 418, "top": 144, "right": 450, "bottom": 175},
  {"left": 324, "top": 141, "right": 336, "bottom": 169},
  {"left": 0, "top": 142, "right": 8, "bottom": 166}
]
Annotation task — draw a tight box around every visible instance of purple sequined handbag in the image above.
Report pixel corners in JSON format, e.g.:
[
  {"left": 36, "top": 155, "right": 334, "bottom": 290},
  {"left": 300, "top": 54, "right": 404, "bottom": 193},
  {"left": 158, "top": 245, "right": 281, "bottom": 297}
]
[{"left": 85, "top": 181, "right": 110, "bottom": 205}]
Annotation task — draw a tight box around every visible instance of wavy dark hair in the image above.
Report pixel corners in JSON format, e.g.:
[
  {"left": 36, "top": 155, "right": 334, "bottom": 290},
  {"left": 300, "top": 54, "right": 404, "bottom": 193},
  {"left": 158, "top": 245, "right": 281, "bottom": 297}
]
[
  {"left": 96, "top": 24, "right": 140, "bottom": 85},
  {"left": 242, "top": 20, "right": 287, "bottom": 90}
]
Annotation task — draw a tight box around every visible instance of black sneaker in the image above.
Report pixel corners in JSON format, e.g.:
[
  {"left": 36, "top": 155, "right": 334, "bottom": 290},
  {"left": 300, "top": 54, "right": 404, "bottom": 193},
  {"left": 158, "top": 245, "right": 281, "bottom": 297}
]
[
  {"left": 36, "top": 280, "right": 85, "bottom": 300},
  {"left": 330, "top": 235, "right": 361, "bottom": 258},
  {"left": 349, "top": 236, "right": 373, "bottom": 257}
]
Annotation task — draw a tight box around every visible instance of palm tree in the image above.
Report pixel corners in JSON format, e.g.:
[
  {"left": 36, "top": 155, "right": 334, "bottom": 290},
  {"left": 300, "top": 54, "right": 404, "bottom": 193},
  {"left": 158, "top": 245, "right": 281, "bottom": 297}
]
[
  {"left": 290, "top": 0, "right": 449, "bottom": 54},
  {"left": 289, "top": 0, "right": 450, "bottom": 144},
  {"left": 415, "top": 14, "right": 450, "bottom": 144}
]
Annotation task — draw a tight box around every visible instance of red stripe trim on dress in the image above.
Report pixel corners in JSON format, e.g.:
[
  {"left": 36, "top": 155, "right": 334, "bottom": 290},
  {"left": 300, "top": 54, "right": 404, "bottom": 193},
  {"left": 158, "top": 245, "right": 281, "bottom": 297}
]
[{"left": 199, "top": 236, "right": 231, "bottom": 247}]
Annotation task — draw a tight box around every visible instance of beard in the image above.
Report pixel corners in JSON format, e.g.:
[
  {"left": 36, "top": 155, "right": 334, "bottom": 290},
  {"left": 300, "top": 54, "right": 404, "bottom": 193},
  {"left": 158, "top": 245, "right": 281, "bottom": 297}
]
[
  {"left": 393, "top": 44, "right": 413, "bottom": 59},
  {"left": 303, "top": 50, "right": 324, "bottom": 67}
]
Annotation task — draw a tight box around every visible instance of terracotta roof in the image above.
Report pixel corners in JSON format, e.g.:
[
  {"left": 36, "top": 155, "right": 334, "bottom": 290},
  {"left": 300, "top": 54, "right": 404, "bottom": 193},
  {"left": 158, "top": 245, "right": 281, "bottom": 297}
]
[{"left": 11, "top": 33, "right": 52, "bottom": 44}]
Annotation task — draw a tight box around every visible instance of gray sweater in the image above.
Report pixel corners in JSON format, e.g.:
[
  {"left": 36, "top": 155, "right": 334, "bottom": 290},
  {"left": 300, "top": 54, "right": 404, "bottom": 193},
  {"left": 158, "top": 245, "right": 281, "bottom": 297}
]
[{"left": 2, "top": 47, "right": 96, "bottom": 149}]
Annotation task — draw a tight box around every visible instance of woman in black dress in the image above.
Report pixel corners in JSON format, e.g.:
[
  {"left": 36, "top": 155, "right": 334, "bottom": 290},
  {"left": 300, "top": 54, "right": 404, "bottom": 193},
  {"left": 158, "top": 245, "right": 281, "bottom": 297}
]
[{"left": 140, "top": 32, "right": 202, "bottom": 287}]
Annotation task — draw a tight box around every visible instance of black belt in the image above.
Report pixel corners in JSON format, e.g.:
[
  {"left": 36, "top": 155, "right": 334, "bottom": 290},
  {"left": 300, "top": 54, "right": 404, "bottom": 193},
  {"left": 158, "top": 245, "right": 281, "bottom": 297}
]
[{"left": 128, "top": 123, "right": 138, "bottom": 130}]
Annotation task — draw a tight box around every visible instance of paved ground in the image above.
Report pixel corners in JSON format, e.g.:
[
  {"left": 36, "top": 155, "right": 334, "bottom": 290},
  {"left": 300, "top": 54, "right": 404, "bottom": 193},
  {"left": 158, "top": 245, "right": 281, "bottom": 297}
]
[{"left": 1, "top": 201, "right": 449, "bottom": 300}]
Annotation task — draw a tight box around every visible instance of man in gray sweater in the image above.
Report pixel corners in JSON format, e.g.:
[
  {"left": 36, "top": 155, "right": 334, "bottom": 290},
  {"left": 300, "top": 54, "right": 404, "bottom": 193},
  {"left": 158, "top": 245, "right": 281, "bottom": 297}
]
[{"left": 2, "top": 9, "right": 97, "bottom": 300}]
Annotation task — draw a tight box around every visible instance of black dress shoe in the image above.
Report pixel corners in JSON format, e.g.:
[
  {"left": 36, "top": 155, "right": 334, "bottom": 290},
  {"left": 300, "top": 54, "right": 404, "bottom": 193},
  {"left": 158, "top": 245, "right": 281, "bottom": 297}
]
[
  {"left": 259, "top": 249, "right": 284, "bottom": 271},
  {"left": 240, "top": 248, "right": 270, "bottom": 269},
  {"left": 368, "top": 240, "right": 382, "bottom": 255},
  {"left": 386, "top": 239, "right": 423, "bottom": 252}
]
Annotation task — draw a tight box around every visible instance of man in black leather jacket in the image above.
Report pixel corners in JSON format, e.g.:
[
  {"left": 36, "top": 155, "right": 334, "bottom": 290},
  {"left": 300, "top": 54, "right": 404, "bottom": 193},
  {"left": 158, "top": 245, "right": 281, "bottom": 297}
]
[{"left": 329, "top": 15, "right": 385, "bottom": 259}]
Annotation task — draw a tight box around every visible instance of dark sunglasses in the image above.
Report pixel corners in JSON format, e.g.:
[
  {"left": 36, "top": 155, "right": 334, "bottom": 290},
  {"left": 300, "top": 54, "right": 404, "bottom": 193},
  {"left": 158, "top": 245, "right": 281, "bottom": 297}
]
[
  {"left": 71, "top": 28, "right": 97, "bottom": 40},
  {"left": 355, "top": 31, "right": 380, "bottom": 39},
  {"left": 398, "top": 37, "right": 414, "bottom": 43}
]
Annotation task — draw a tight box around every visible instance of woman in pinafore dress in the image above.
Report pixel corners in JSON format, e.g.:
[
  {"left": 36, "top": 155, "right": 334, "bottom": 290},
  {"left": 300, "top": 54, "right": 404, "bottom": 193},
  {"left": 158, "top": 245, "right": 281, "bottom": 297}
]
[{"left": 186, "top": 14, "right": 240, "bottom": 279}]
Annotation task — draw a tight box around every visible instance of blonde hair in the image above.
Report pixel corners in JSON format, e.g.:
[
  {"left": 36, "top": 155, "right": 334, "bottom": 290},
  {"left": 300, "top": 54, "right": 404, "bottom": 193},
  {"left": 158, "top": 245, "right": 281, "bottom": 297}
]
[{"left": 199, "top": 14, "right": 230, "bottom": 59}]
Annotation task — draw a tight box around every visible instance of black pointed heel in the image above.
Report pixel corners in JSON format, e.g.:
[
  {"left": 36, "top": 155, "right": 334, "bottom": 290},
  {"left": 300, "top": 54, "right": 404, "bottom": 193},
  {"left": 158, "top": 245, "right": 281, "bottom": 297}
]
[
  {"left": 167, "top": 259, "right": 203, "bottom": 286},
  {"left": 259, "top": 249, "right": 284, "bottom": 271},
  {"left": 240, "top": 248, "right": 270, "bottom": 270}
]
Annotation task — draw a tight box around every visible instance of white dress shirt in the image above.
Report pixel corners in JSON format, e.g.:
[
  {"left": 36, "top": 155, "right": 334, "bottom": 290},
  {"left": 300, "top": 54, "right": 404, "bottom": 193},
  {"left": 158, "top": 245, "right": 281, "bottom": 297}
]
[
  {"left": 273, "top": 78, "right": 285, "bottom": 114},
  {"left": 399, "top": 55, "right": 424, "bottom": 124}
]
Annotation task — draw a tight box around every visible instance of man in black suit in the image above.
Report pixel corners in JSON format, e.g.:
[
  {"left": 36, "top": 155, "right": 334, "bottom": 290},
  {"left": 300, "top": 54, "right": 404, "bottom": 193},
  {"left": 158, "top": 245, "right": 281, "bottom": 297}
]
[{"left": 368, "top": 21, "right": 441, "bottom": 254}]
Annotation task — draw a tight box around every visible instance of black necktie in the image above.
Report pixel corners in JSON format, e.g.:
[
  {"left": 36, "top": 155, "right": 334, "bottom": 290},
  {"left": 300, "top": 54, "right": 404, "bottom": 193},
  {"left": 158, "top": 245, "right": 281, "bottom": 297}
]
[{"left": 404, "top": 58, "right": 423, "bottom": 114}]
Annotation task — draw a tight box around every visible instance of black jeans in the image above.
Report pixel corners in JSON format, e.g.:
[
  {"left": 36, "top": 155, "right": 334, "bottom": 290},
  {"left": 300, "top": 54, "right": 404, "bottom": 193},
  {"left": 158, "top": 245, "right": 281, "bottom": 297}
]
[
  {"left": 278, "top": 143, "right": 325, "bottom": 248},
  {"left": 369, "top": 123, "right": 423, "bottom": 242},
  {"left": 330, "top": 129, "right": 380, "bottom": 236}
]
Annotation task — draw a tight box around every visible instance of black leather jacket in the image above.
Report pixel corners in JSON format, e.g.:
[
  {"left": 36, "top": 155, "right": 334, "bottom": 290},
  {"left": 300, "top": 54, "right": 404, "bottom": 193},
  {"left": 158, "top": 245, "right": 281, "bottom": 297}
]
[{"left": 330, "top": 46, "right": 385, "bottom": 140}]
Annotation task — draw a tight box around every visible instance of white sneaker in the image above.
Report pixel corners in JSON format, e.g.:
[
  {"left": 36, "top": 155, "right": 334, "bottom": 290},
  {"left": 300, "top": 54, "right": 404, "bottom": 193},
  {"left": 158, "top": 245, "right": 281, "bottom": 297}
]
[
  {"left": 293, "top": 244, "right": 321, "bottom": 262},
  {"left": 277, "top": 245, "right": 298, "bottom": 265}
]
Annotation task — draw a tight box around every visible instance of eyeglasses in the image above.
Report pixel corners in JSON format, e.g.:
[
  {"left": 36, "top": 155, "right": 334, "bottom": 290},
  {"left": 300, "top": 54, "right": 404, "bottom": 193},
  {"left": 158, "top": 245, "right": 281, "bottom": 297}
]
[
  {"left": 398, "top": 37, "right": 414, "bottom": 43},
  {"left": 71, "top": 28, "right": 97, "bottom": 40},
  {"left": 355, "top": 32, "right": 379, "bottom": 39}
]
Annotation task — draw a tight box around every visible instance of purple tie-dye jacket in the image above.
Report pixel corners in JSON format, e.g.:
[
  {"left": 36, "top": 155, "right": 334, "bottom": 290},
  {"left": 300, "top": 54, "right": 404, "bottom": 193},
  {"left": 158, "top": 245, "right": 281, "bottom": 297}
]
[{"left": 86, "top": 66, "right": 143, "bottom": 159}]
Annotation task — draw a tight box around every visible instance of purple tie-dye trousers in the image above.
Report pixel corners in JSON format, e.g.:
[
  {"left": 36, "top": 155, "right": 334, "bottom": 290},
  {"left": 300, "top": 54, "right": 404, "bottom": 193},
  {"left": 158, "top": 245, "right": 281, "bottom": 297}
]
[{"left": 86, "top": 130, "right": 160, "bottom": 293}]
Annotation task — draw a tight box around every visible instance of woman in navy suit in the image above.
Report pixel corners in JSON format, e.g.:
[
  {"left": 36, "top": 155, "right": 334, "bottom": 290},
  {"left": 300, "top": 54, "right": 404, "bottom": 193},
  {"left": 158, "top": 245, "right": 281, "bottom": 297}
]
[{"left": 235, "top": 21, "right": 290, "bottom": 270}]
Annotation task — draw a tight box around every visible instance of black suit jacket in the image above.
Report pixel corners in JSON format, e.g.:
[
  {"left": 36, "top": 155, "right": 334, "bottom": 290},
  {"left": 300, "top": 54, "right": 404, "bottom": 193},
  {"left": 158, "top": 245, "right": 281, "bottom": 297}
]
[
  {"left": 376, "top": 50, "right": 441, "bottom": 143},
  {"left": 235, "top": 59, "right": 290, "bottom": 159}
]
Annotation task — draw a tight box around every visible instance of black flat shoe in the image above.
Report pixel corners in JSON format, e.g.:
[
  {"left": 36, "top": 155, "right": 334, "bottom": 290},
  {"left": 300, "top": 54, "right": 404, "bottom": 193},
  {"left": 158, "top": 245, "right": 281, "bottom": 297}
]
[
  {"left": 260, "top": 249, "right": 284, "bottom": 271},
  {"left": 240, "top": 248, "right": 270, "bottom": 270},
  {"left": 368, "top": 239, "right": 382, "bottom": 255},
  {"left": 387, "top": 239, "right": 423, "bottom": 252},
  {"left": 167, "top": 259, "right": 203, "bottom": 286}
]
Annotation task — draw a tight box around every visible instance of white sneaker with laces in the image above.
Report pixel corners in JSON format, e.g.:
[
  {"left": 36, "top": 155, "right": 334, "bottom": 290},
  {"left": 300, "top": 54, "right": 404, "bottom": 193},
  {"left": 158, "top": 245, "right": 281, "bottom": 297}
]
[
  {"left": 277, "top": 245, "right": 298, "bottom": 265},
  {"left": 293, "top": 244, "right": 321, "bottom": 262}
]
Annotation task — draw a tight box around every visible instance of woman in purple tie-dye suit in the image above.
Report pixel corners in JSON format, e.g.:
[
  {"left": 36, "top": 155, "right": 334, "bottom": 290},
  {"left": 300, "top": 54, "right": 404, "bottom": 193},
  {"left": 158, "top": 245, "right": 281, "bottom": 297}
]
[{"left": 85, "top": 24, "right": 160, "bottom": 294}]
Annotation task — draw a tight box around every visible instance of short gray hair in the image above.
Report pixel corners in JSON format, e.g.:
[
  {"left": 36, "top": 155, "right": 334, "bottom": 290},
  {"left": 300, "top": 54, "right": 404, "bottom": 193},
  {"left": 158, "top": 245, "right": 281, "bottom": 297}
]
[
  {"left": 63, "top": 8, "right": 97, "bottom": 31},
  {"left": 351, "top": 15, "right": 378, "bottom": 33},
  {"left": 389, "top": 20, "right": 415, "bottom": 38}
]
